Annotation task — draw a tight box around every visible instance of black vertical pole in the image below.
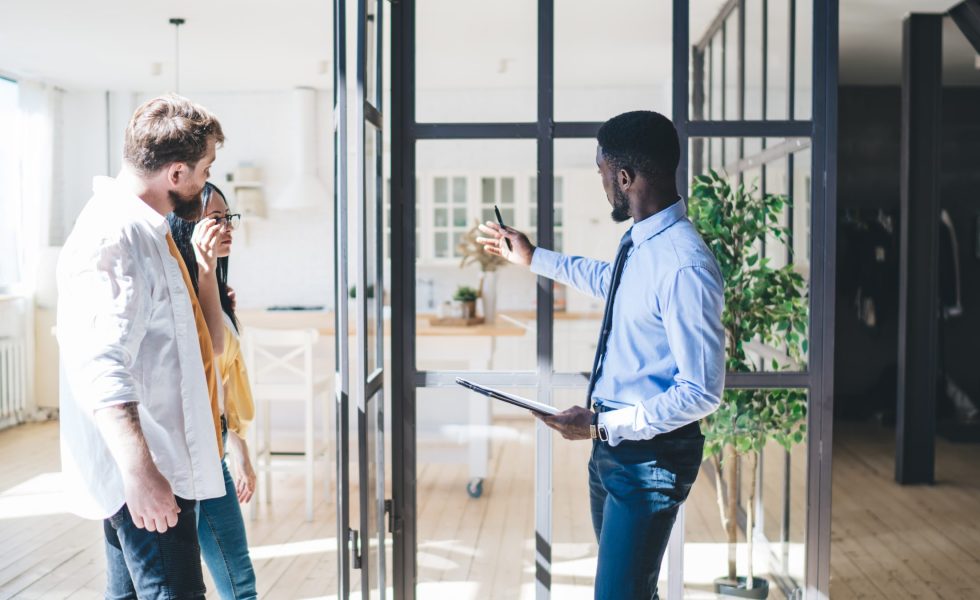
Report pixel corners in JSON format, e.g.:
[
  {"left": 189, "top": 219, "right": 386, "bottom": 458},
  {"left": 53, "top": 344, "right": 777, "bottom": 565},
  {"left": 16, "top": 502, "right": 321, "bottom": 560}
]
[
  {"left": 391, "top": 0, "right": 418, "bottom": 597},
  {"left": 896, "top": 13, "right": 943, "bottom": 485},
  {"left": 691, "top": 47, "right": 705, "bottom": 177},
  {"left": 674, "top": 0, "right": 690, "bottom": 196},
  {"left": 333, "top": 0, "right": 351, "bottom": 596},
  {"left": 535, "top": 1, "right": 555, "bottom": 597}
]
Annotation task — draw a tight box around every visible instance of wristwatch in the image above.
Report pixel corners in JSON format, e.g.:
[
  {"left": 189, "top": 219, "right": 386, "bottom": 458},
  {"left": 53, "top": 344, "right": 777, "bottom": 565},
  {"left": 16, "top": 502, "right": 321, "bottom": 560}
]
[{"left": 590, "top": 413, "right": 610, "bottom": 442}]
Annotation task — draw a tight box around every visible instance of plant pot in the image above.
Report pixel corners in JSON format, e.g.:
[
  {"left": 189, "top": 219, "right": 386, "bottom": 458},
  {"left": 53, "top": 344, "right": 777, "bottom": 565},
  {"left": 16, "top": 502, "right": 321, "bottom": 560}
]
[
  {"left": 461, "top": 300, "right": 477, "bottom": 319},
  {"left": 714, "top": 577, "right": 769, "bottom": 599}
]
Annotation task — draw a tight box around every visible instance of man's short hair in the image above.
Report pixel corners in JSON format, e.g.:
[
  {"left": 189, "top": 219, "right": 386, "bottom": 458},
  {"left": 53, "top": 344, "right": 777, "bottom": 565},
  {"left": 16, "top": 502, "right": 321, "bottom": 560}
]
[
  {"left": 123, "top": 94, "right": 225, "bottom": 175},
  {"left": 597, "top": 111, "right": 679, "bottom": 185}
]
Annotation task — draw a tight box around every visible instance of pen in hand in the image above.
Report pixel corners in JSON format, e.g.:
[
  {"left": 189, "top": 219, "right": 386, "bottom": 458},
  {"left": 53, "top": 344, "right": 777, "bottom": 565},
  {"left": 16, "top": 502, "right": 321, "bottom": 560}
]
[{"left": 494, "top": 205, "right": 512, "bottom": 251}]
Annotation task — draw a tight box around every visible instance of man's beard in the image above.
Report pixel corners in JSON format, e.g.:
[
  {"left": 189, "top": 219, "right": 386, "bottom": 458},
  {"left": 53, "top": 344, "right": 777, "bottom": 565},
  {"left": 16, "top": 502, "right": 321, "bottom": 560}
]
[
  {"left": 610, "top": 186, "right": 631, "bottom": 223},
  {"left": 170, "top": 188, "right": 204, "bottom": 221}
]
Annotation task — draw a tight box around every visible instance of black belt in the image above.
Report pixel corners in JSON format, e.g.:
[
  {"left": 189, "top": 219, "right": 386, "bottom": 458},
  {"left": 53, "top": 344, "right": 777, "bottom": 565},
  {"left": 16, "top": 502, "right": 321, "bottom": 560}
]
[{"left": 593, "top": 404, "right": 702, "bottom": 440}]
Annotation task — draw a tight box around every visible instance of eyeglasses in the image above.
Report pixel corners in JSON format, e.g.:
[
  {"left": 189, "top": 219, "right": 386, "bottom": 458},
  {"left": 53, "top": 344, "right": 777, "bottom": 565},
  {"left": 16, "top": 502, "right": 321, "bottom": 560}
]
[{"left": 211, "top": 213, "right": 242, "bottom": 230}]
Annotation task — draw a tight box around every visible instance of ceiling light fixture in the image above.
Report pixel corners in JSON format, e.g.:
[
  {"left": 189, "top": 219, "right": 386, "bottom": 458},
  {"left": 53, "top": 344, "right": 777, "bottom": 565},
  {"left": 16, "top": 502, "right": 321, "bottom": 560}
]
[{"left": 169, "top": 17, "right": 186, "bottom": 93}]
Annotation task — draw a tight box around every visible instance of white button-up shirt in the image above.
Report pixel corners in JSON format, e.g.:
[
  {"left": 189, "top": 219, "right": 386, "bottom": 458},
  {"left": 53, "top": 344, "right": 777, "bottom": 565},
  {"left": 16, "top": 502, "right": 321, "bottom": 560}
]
[{"left": 57, "top": 176, "right": 224, "bottom": 520}]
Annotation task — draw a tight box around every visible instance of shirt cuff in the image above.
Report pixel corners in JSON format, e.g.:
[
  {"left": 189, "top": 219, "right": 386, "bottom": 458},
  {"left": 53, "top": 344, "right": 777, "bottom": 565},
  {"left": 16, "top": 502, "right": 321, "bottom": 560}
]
[
  {"left": 530, "top": 247, "right": 561, "bottom": 279},
  {"left": 597, "top": 406, "right": 638, "bottom": 447}
]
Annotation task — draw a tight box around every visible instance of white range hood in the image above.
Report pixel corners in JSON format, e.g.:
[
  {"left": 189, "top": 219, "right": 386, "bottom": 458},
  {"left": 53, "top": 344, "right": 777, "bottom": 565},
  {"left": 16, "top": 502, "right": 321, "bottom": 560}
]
[{"left": 276, "top": 87, "right": 328, "bottom": 210}]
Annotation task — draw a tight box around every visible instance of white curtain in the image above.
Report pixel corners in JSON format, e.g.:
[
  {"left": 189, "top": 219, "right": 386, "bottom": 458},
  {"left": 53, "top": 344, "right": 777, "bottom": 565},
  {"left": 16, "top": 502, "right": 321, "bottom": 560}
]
[{"left": 17, "top": 79, "right": 58, "bottom": 296}]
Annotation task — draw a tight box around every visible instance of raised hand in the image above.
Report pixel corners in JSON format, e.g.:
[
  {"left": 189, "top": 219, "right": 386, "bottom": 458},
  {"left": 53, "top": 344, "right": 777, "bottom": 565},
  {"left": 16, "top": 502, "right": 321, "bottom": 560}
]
[
  {"left": 191, "top": 217, "right": 223, "bottom": 274},
  {"left": 476, "top": 222, "right": 536, "bottom": 267}
]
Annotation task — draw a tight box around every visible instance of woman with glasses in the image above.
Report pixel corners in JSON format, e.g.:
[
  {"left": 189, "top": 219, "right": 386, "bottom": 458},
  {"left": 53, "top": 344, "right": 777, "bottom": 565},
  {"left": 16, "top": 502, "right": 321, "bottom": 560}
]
[{"left": 168, "top": 182, "right": 257, "bottom": 600}]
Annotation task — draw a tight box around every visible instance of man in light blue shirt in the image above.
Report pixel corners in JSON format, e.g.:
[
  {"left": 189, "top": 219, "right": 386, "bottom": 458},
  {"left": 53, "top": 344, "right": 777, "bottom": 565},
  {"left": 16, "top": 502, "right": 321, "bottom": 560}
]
[{"left": 478, "top": 111, "right": 725, "bottom": 599}]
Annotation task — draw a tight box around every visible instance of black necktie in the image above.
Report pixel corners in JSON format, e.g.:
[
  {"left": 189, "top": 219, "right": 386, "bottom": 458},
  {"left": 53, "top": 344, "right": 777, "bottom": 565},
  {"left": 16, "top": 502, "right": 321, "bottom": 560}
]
[{"left": 586, "top": 230, "right": 634, "bottom": 409}]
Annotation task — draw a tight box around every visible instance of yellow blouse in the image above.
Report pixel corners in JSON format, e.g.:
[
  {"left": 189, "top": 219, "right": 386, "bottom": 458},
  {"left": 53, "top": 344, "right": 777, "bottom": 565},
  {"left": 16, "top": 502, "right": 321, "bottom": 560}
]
[{"left": 218, "top": 315, "right": 255, "bottom": 438}]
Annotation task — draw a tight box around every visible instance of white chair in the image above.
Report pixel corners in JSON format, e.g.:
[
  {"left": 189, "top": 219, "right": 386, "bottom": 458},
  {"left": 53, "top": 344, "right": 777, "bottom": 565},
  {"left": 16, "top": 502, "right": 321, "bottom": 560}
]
[{"left": 243, "top": 327, "right": 332, "bottom": 522}]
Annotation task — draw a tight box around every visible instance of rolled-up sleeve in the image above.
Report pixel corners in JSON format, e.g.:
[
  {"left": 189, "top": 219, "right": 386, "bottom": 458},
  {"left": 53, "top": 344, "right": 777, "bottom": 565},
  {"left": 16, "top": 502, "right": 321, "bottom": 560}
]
[
  {"left": 530, "top": 247, "right": 612, "bottom": 300},
  {"left": 599, "top": 265, "right": 726, "bottom": 446},
  {"left": 58, "top": 236, "right": 149, "bottom": 412}
]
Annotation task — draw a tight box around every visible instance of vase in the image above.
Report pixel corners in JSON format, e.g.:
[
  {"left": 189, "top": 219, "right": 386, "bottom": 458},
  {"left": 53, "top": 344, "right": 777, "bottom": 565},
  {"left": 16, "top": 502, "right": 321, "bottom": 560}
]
[
  {"left": 480, "top": 270, "right": 498, "bottom": 323},
  {"left": 461, "top": 300, "right": 477, "bottom": 319}
]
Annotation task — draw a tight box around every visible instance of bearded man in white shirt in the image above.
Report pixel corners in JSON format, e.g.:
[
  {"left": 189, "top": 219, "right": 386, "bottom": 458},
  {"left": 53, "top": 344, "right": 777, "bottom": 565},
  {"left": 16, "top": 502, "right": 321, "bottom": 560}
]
[{"left": 58, "top": 95, "right": 226, "bottom": 600}]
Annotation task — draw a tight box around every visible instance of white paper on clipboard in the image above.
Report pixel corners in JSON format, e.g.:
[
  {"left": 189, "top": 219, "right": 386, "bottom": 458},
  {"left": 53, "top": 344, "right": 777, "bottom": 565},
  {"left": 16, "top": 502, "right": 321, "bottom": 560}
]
[{"left": 455, "top": 377, "right": 560, "bottom": 415}]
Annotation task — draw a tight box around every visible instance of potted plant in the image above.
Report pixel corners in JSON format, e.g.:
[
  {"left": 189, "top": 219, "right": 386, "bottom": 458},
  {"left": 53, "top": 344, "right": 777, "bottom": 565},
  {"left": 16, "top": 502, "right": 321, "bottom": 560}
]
[
  {"left": 689, "top": 170, "right": 809, "bottom": 599},
  {"left": 348, "top": 284, "right": 375, "bottom": 299},
  {"left": 458, "top": 221, "right": 509, "bottom": 322},
  {"left": 453, "top": 285, "right": 479, "bottom": 319}
]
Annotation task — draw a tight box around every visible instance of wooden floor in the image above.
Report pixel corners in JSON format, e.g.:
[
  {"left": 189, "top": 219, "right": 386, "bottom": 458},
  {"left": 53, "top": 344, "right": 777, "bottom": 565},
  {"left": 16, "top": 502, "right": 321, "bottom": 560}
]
[{"left": 0, "top": 419, "right": 978, "bottom": 599}]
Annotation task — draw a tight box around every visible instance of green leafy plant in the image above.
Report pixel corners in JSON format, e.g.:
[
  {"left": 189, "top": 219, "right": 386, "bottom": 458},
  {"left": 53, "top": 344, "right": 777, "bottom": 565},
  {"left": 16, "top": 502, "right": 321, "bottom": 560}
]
[
  {"left": 348, "top": 284, "right": 375, "bottom": 299},
  {"left": 689, "top": 170, "right": 809, "bottom": 590},
  {"left": 452, "top": 285, "right": 479, "bottom": 303}
]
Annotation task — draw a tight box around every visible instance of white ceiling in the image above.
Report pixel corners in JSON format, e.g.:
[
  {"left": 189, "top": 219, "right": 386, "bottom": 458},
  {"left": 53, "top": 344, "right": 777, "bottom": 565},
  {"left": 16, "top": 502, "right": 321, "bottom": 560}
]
[{"left": 0, "top": 0, "right": 977, "bottom": 92}]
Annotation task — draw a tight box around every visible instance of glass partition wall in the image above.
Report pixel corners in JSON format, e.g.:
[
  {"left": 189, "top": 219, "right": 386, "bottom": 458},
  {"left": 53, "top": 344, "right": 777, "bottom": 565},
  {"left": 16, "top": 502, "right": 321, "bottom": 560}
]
[{"left": 387, "top": 0, "right": 837, "bottom": 598}]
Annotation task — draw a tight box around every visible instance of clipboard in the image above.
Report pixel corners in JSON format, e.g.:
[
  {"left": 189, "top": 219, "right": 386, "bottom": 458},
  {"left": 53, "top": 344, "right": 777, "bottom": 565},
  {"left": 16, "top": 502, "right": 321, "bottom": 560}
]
[{"left": 455, "top": 377, "right": 560, "bottom": 415}]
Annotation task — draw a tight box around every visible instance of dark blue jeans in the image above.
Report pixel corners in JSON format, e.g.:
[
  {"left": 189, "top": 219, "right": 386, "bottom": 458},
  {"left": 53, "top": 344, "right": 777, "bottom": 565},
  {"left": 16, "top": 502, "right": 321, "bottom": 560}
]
[
  {"left": 104, "top": 496, "right": 206, "bottom": 600},
  {"left": 197, "top": 423, "right": 257, "bottom": 600},
  {"left": 589, "top": 423, "right": 704, "bottom": 600}
]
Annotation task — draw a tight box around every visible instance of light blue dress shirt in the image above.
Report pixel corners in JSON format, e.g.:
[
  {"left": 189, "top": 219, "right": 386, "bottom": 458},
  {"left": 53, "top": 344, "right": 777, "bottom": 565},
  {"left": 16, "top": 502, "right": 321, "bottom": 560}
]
[{"left": 531, "top": 199, "right": 726, "bottom": 446}]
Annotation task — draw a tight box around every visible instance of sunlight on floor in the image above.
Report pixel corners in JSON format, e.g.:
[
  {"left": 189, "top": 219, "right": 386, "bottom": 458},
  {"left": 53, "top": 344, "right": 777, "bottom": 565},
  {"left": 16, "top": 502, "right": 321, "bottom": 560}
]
[{"left": 0, "top": 471, "right": 69, "bottom": 519}]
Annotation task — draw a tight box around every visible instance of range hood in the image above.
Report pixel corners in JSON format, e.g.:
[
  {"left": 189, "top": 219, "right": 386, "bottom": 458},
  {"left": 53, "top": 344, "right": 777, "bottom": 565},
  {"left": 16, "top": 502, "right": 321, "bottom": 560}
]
[{"left": 276, "top": 87, "right": 328, "bottom": 210}]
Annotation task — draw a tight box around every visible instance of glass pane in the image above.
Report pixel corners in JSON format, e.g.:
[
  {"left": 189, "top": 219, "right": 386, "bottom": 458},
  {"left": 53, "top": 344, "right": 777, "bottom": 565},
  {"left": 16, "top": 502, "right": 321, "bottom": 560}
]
[
  {"left": 415, "top": 386, "right": 537, "bottom": 594},
  {"left": 794, "top": 0, "right": 813, "bottom": 120},
  {"left": 417, "top": 140, "right": 537, "bottom": 371},
  {"left": 357, "top": 388, "right": 387, "bottom": 597},
  {"left": 554, "top": 139, "right": 625, "bottom": 373},
  {"left": 434, "top": 177, "right": 448, "bottom": 203},
  {"left": 710, "top": 38, "right": 723, "bottom": 120},
  {"left": 767, "top": 0, "right": 790, "bottom": 120},
  {"left": 452, "top": 177, "right": 467, "bottom": 204},
  {"left": 366, "top": 124, "right": 381, "bottom": 374},
  {"left": 744, "top": 0, "right": 764, "bottom": 120},
  {"left": 434, "top": 208, "right": 448, "bottom": 228},
  {"left": 0, "top": 78, "right": 19, "bottom": 284},
  {"left": 481, "top": 177, "right": 496, "bottom": 205},
  {"left": 725, "top": 16, "right": 739, "bottom": 120},
  {"left": 434, "top": 232, "right": 449, "bottom": 257},
  {"left": 689, "top": 137, "right": 811, "bottom": 374},
  {"left": 416, "top": 0, "right": 536, "bottom": 122},
  {"left": 555, "top": 0, "right": 672, "bottom": 121},
  {"left": 500, "top": 177, "right": 515, "bottom": 204},
  {"left": 365, "top": 0, "right": 379, "bottom": 109},
  {"left": 692, "top": 0, "right": 813, "bottom": 121}
]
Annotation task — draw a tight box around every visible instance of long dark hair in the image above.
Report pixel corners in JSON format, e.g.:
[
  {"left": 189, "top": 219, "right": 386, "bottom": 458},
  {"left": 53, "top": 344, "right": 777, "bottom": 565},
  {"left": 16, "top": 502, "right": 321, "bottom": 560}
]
[{"left": 167, "top": 182, "right": 240, "bottom": 332}]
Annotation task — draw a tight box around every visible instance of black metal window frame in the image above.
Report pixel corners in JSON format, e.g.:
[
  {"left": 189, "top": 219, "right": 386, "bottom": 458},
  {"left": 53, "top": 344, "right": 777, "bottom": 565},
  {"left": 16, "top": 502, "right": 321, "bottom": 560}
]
[{"left": 390, "top": 0, "right": 838, "bottom": 598}]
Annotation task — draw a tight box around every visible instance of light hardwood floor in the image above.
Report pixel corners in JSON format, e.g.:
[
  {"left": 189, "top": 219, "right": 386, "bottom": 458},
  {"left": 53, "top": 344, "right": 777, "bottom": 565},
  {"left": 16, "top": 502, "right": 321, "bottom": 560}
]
[{"left": 0, "top": 419, "right": 977, "bottom": 599}]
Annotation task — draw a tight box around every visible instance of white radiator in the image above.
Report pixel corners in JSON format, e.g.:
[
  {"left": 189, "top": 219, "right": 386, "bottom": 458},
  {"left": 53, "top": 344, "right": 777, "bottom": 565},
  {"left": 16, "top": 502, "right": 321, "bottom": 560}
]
[{"left": 0, "top": 337, "right": 27, "bottom": 426}]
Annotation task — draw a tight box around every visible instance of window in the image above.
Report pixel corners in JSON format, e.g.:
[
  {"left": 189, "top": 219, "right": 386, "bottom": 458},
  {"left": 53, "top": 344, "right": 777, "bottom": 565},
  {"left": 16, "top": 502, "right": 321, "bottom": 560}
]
[
  {"left": 413, "top": 173, "right": 564, "bottom": 263},
  {"left": 0, "top": 77, "right": 19, "bottom": 288},
  {"left": 480, "top": 176, "right": 515, "bottom": 226},
  {"left": 432, "top": 176, "right": 467, "bottom": 258}
]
